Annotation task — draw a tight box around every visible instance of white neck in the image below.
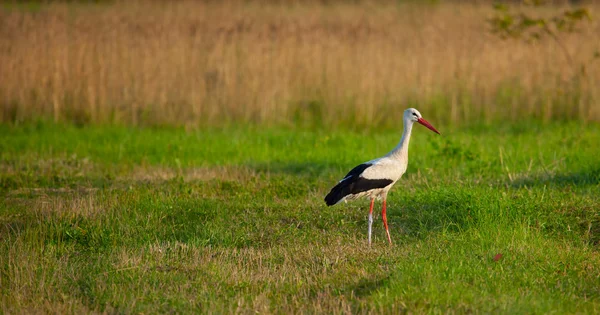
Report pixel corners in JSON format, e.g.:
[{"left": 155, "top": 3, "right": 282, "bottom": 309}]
[{"left": 386, "top": 119, "right": 414, "bottom": 161}]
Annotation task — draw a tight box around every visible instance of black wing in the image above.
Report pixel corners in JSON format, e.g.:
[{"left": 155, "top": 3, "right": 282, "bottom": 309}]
[{"left": 324, "top": 163, "right": 393, "bottom": 206}]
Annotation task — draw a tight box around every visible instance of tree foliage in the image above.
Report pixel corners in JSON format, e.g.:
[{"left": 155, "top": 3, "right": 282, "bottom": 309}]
[{"left": 489, "top": 1, "right": 593, "bottom": 66}]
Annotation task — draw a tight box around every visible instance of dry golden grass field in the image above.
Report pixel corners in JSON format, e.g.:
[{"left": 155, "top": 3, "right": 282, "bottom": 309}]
[{"left": 1, "top": 0, "right": 599, "bottom": 128}]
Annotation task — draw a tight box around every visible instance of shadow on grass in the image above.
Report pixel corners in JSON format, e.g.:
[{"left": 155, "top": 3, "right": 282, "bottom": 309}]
[
  {"left": 248, "top": 161, "right": 337, "bottom": 177},
  {"left": 349, "top": 275, "right": 392, "bottom": 298},
  {"left": 335, "top": 275, "right": 392, "bottom": 299},
  {"left": 366, "top": 191, "right": 476, "bottom": 242},
  {"left": 509, "top": 168, "right": 600, "bottom": 188}
]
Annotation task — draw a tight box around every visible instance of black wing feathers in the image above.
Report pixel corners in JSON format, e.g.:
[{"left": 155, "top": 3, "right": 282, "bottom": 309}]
[
  {"left": 340, "top": 163, "right": 373, "bottom": 182},
  {"left": 324, "top": 163, "right": 393, "bottom": 206}
]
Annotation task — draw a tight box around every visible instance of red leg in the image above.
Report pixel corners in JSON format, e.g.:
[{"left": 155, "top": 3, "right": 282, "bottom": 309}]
[
  {"left": 368, "top": 198, "right": 374, "bottom": 245},
  {"left": 382, "top": 199, "right": 392, "bottom": 245}
]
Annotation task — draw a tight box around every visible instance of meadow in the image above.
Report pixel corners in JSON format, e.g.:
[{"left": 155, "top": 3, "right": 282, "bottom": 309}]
[
  {"left": 2, "top": 122, "right": 600, "bottom": 313},
  {"left": 1, "top": 0, "right": 600, "bottom": 314}
]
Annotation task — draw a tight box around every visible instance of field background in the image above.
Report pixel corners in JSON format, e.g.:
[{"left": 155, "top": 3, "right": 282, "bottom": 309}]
[
  {"left": 1, "top": 0, "right": 600, "bottom": 128},
  {"left": 2, "top": 0, "right": 600, "bottom": 314}
]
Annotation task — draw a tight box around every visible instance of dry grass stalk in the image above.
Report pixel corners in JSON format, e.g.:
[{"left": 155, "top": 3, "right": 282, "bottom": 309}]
[{"left": 126, "top": 165, "right": 258, "bottom": 182}]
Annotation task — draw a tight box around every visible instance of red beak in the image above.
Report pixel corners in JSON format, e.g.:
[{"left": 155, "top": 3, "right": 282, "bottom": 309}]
[{"left": 417, "top": 118, "right": 441, "bottom": 135}]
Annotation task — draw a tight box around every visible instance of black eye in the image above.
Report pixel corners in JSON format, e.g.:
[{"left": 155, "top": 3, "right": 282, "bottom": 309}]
[{"left": 412, "top": 113, "right": 418, "bottom": 117}]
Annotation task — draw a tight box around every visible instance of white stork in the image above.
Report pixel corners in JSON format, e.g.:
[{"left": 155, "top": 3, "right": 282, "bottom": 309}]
[{"left": 324, "top": 108, "right": 440, "bottom": 245}]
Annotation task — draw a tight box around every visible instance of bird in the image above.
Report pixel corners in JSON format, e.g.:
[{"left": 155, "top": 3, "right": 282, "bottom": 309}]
[{"left": 324, "top": 108, "right": 440, "bottom": 245}]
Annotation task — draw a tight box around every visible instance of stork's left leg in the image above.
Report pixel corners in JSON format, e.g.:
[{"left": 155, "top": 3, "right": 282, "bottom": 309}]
[
  {"left": 368, "top": 198, "right": 374, "bottom": 246},
  {"left": 382, "top": 199, "right": 392, "bottom": 245}
]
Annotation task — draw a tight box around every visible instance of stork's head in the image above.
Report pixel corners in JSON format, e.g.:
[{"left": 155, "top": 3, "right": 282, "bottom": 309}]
[{"left": 404, "top": 108, "right": 441, "bottom": 135}]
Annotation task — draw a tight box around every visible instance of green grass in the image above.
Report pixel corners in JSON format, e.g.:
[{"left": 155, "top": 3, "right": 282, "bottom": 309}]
[{"left": 1, "top": 122, "right": 600, "bottom": 313}]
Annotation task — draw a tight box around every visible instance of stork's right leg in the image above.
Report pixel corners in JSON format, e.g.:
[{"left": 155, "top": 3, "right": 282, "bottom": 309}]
[
  {"left": 382, "top": 199, "right": 392, "bottom": 245},
  {"left": 368, "top": 198, "right": 374, "bottom": 246}
]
